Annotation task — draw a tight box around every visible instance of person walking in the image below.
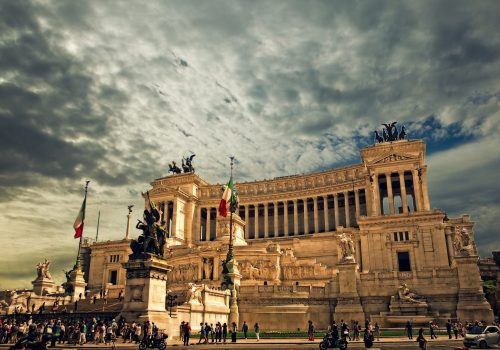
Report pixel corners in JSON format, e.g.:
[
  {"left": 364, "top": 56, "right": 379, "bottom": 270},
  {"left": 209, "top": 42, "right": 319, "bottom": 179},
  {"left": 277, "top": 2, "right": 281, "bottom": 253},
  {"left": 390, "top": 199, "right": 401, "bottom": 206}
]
[
  {"left": 183, "top": 322, "right": 191, "bottom": 346},
  {"left": 242, "top": 321, "right": 249, "bottom": 339},
  {"left": 308, "top": 320, "right": 315, "bottom": 341},
  {"left": 179, "top": 321, "right": 185, "bottom": 343},
  {"left": 374, "top": 322, "right": 380, "bottom": 341},
  {"left": 446, "top": 319, "right": 452, "bottom": 339},
  {"left": 79, "top": 322, "right": 87, "bottom": 345},
  {"left": 429, "top": 321, "right": 437, "bottom": 339},
  {"left": 417, "top": 328, "right": 427, "bottom": 349},
  {"left": 203, "top": 323, "right": 209, "bottom": 344},
  {"left": 254, "top": 323, "right": 260, "bottom": 342},
  {"left": 215, "top": 322, "right": 221, "bottom": 343},
  {"left": 353, "top": 321, "right": 360, "bottom": 341},
  {"left": 331, "top": 320, "right": 339, "bottom": 341},
  {"left": 222, "top": 323, "right": 227, "bottom": 343},
  {"left": 231, "top": 322, "right": 237, "bottom": 343},
  {"left": 197, "top": 323, "right": 205, "bottom": 344},
  {"left": 453, "top": 322, "right": 459, "bottom": 339},
  {"left": 406, "top": 319, "right": 413, "bottom": 339}
]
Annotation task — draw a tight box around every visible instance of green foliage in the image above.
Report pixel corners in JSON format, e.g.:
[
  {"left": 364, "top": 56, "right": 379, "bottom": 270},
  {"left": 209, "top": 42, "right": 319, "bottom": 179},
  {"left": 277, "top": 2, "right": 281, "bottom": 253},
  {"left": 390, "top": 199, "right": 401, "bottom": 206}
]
[
  {"left": 229, "top": 329, "right": 449, "bottom": 338},
  {"left": 483, "top": 280, "right": 496, "bottom": 295}
]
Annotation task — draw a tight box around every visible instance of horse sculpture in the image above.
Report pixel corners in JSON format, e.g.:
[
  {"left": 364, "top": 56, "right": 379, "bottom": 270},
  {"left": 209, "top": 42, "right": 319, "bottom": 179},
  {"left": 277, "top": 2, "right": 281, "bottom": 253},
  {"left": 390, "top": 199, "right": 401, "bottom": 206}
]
[{"left": 168, "top": 161, "right": 182, "bottom": 174}]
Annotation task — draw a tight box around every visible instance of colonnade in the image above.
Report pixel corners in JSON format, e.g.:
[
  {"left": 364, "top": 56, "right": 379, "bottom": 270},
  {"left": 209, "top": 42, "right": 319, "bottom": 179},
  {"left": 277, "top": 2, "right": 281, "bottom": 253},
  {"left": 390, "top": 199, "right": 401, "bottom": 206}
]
[
  {"left": 375, "top": 169, "right": 425, "bottom": 215},
  {"left": 198, "top": 189, "right": 366, "bottom": 241}
]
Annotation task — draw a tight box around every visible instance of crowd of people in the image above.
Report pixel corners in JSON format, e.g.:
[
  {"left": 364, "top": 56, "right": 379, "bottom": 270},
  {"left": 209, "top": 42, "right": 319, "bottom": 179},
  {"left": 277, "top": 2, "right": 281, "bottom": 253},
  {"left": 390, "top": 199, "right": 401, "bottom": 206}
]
[
  {"left": 0, "top": 316, "right": 165, "bottom": 348},
  {"left": 178, "top": 321, "right": 239, "bottom": 346}
]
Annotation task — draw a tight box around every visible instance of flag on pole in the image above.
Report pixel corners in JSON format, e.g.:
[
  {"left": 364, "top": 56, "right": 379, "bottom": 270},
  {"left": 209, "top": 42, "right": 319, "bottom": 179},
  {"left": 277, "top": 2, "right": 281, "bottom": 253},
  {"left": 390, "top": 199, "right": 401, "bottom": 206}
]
[
  {"left": 219, "top": 176, "right": 237, "bottom": 217},
  {"left": 73, "top": 195, "right": 87, "bottom": 238}
]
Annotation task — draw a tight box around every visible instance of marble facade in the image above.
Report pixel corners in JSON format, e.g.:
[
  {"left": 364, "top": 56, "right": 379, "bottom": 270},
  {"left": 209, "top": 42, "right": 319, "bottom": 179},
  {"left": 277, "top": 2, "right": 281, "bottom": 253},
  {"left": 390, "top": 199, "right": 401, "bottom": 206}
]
[{"left": 84, "top": 139, "right": 493, "bottom": 329}]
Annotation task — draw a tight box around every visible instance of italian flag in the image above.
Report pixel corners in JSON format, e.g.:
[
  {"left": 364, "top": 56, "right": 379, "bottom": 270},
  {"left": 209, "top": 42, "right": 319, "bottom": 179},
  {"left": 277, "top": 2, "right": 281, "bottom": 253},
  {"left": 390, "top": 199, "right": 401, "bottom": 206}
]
[
  {"left": 218, "top": 176, "right": 237, "bottom": 217},
  {"left": 73, "top": 195, "right": 87, "bottom": 239}
]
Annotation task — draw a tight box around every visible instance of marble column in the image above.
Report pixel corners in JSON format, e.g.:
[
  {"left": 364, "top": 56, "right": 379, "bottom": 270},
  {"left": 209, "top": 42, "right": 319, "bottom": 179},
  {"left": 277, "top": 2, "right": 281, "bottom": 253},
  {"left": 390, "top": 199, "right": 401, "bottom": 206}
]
[
  {"left": 284, "top": 200, "right": 289, "bottom": 236},
  {"left": 303, "top": 199, "right": 309, "bottom": 234},
  {"left": 172, "top": 200, "right": 178, "bottom": 237},
  {"left": 412, "top": 169, "right": 423, "bottom": 211},
  {"left": 334, "top": 193, "right": 340, "bottom": 229},
  {"left": 323, "top": 196, "right": 329, "bottom": 232},
  {"left": 274, "top": 202, "right": 279, "bottom": 238},
  {"left": 244, "top": 205, "right": 249, "bottom": 239},
  {"left": 264, "top": 203, "right": 269, "bottom": 238},
  {"left": 195, "top": 206, "right": 201, "bottom": 242},
  {"left": 399, "top": 172, "right": 408, "bottom": 213},
  {"left": 164, "top": 201, "right": 171, "bottom": 235},
  {"left": 254, "top": 204, "right": 259, "bottom": 239},
  {"left": 293, "top": 200, "right": 298, "bottom": 236},
  {"left": 344, "top": 191, "right": 350, "bottom": 228},
  {"left": 313, "top": 197, "right": 319, "bottom": 233},
  {"left": 184, "top": 200, "right": 194, "bottom": 247},
  {"left": 386, "top": 173, "right": 394, "bottom": 214},
  {"left": 421, "top": 168, "right": 430, "bottom": 210},
  {"left": 206, "top": 207, "right": 211, "bottom": 241},
  {"left": 445, "top": 227, "right": 454, "bottom": 267},
  {"left": 354, "top": 190, "right": 360, "bottom": 219},
  {"left": 373, "top": 174, "right": 381, "bottom": 216}
]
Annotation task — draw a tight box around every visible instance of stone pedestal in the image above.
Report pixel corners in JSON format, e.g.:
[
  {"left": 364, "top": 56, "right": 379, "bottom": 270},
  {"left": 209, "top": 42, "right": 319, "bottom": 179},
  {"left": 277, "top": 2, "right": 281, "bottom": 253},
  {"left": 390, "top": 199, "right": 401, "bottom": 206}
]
[
  {"left": 120, "top": 255, "right": 173, "bottom": 330},
  {"left": 69, "top": 267, "right": 86, "bottom": 302},
  {"left": 388, "top": 297, "right": 429, "bottom": 315},
  {"left": 216, "top": 214, "right": 247, "bottom": 246},
  {"left": 452, "top": 255, "right": 494, "bottom": 322},
  {"left": 32, "top": 277, "right": 56, "bottom": 296},
  {"left": 334, "top": 262, "right": 365, "bottom": 322}
]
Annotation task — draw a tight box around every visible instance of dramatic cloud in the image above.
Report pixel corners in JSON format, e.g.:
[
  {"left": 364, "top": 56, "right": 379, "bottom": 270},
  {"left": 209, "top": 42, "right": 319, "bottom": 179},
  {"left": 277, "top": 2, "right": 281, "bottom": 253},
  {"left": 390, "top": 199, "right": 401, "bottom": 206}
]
[{"left": 0, "top": 0, "right": 499, "bottom": 288}]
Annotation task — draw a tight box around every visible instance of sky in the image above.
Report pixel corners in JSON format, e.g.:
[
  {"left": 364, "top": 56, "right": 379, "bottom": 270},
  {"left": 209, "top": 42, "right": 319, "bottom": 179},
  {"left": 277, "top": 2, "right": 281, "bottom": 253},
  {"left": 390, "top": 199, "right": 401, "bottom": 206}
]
[{"left": 0, "top": 0, "right": 499, "bottom": 289}]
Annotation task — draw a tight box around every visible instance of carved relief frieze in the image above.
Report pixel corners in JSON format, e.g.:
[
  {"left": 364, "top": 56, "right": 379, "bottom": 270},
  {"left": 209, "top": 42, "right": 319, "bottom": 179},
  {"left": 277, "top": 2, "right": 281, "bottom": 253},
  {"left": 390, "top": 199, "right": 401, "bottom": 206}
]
[
  {"left": 168, "top": 263, "right": 199, "bottom": 284},
  {"left": 372, "top": 153, "right": 415, "bottom": 165},
  {"left": 126, "top": 270, "right": 168, "bottom": 281}
]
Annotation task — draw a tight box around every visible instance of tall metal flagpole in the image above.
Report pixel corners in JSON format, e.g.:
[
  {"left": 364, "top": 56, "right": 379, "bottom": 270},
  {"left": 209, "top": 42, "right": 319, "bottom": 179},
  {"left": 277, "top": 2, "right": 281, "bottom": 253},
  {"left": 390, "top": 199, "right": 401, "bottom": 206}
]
[
  {"left": 75, "top": 180, "right": 90, "bottom": 270},
  {"left": 227, "top": 156, "right": 235, "bottom": 262},
  {"left": 95, "top": 210, "right": 100, "bottom": 241}
]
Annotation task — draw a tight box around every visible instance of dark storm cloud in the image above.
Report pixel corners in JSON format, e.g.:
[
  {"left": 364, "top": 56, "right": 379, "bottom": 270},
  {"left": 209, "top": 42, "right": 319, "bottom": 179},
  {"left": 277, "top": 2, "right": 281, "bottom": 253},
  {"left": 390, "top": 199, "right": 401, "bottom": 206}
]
[{"left": 0, "top": 0, "right": 156, "bottom": 194}]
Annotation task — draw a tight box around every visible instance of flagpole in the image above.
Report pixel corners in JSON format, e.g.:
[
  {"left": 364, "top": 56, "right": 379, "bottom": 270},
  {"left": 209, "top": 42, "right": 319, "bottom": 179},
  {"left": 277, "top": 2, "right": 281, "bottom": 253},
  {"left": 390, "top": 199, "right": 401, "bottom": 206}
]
[
  {"left": 227, "top": 156, "right": 235, "bottom": 261},
  {"left": 75, "top": 180, "right": 90, "bottom": 270},
  {"left": 95, "top": 210, "right": 100, "bottom": 241}
]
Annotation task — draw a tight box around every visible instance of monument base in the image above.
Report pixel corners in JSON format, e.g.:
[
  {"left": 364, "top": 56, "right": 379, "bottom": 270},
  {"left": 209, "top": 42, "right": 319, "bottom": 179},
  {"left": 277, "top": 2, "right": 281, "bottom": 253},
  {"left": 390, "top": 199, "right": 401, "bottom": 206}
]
[
  {"left": 453, "top": 255, "right": 494, "bottom": 323},
  {"left": 388, "top": 297, "right": 429, "bottom": 315},
  {"left": 32, "top": 278, "right": 56, "bottom": 296},
  {"left": 120, "top": 255, "right": 174, "bottom": 332},
  {"left": 335, "top": 297, "right": 365, "bottom": 323},
  {"left": 334, "top": 262, "right": 365, "bottom": 322},
  {"left": 69, "top": 267, "right": 86, "bottom": 302}
]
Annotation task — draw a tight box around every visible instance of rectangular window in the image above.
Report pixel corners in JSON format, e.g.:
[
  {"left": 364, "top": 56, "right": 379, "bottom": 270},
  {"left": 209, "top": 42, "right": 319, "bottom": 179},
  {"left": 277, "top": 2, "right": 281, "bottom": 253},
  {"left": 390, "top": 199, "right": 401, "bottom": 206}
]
[
  {"left": 397, "top": 252, "right": 411, "bottom": 272},
  {"left": 109, "top": 270, "right": 118, "bottom": 285},
  {"left": 405, "top": 231, "right": 409, "bottom": 241},
  {"left": 393, "top": 232, "right": 398, "bottom": 241},
  {"left": 399, "top": 232, "right": 404, "bottom": 241}
]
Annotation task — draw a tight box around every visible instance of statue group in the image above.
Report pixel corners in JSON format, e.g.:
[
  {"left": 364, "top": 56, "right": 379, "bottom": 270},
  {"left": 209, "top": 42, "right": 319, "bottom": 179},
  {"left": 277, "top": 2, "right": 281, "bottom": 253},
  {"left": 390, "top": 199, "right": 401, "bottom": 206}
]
[
  {"left": 453, "top": 227, "right": 474, "bottom": 257},
  {"left": 374, "top": 122, "right": 407, "bottom": 143},
  {"left": 168, "top": 154, "right": 195, "bottom": 175},
  {"left": 338, "top": 232, "right": 356, "bottom": 263},
  {"left": 130, "top": 192, "right": 167, "bottom": 258},
  {"left": 35, "top": 259, "right": 52, "bottom": 280}
]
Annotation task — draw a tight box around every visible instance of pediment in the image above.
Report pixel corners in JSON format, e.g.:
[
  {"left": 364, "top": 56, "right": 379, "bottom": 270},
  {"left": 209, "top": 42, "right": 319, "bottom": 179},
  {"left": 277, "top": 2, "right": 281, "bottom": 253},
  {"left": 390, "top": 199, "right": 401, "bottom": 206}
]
[{"left": 371, "top": 153, "right": 416, "bottom": 164}]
